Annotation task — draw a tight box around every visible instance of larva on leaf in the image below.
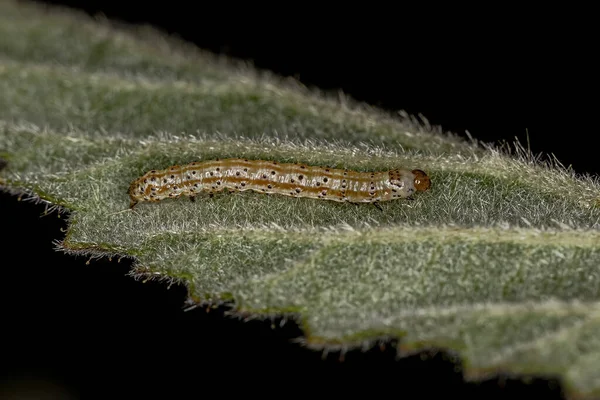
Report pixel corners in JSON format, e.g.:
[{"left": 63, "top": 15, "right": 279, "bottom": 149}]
[{"left": 127, "top": 158, "right": 431, "bottom": 209}]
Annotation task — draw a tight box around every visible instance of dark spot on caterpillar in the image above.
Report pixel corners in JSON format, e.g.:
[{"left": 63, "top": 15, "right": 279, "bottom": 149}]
[
  {"left": 210, "top": 172, "right": 214, "bottom": 176},
  {"left": 216, "top": 167, "right": 220, "bottom": 171},
  {"left": 369, "top": 192, "right": 375, "bottom": 196},
  {"left": 298, "top": 175, "right": 304, "bottom": 180},
  {"left": 217, "top": 181, "right": 221, "bottom": 185},
  {"left": 236, "top": 171, "right": 240, "bottom": 176},
  {"left": 216, "top": 158, "right": 220, "bottom": 161},
  {"left": 323, "top": 177, "right": 328, "bottom": 183},
  {"left": 151, "top": 187, "right": 157, "bottom": 191},
  {"left": 325, "top": 169, "right": 330, "bottom": 172},
  {"left": 267, "top": 184, "right": 273, "bottom": 189},
  {"left": 300, "top": 165, "right": 306, "bottom": 169},
  {"left": 371, "top": 186, "right": 375, "bottom": 190},
  {"left": 244, "top": 168, "right": 248, "bottom": 172},
  {"left": 316, "top": 182, "right": 321, "bottom": 186},
  {"left": 262, "top": 174, "right": 267, "bottom": 179},
  {"left": 192, "top": 171, "right": 196, "bottom": 175},
  {"left": 291, "top": 178, "right": 295, "bottom": 183},
  {"left": 211, "top": 186, "right": 216, "bottom": 190},
  {"left": 150, "top": 170, "right": 156, "bottom": 173},
  {"left": 186, "top": 175, "right": 191, "bottom": 180},
  {"left": 295, "top": 188, "right": 301, "bottom": 193},
  {"left": 235, "top": 185, "right": 239, "bottom": 189},
  {"left": 143, "top": 179, "right": 147, "bottom": 183},
  {"left": 244, "top": 159, "right": 248, "bottom": 162},
  {"left": 321, "top": 190, "right": 327, "bottom": 196},
  {"left": 344, "top": 171, "right": 348, "bottom": 175},
  {"left": 163, "top": 179, "right": 167, "bottom": 183},
  {"left": 194, "top": 183, "right": 199, "bottom": 187},
  {"left": 151, "top": 177, "right": 156, "bottom": 182},
  {"left": 241, "top": 182, "right": 246, "bottom": 186},
  {"left": 392, "top": 188, "right": 397, "bottom": 192},
  {"left": 271, "top": 171, "right": 276, "bottom": 175},
  {"left": 173, "top": 186, "right": 178, "bottom": 190},
  {"left": 170, "top": 175, "right": 174, "bottom": 179}
]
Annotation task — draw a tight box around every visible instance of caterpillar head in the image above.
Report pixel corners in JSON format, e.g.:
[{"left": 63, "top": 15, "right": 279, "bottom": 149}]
[
  {"left": 388, "top": 168, "right": 431, "bottom": 195},
  {"left": 412, "top": 169, "right": 431, "bottom": 192}
]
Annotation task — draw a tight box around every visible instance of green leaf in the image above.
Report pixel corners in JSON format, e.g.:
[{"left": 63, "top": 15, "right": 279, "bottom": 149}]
[{"left": 1, "top": 1, "right": 600, "bottom": 398}]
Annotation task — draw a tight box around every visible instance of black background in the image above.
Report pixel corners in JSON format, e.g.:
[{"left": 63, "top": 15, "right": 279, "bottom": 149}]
[{"left": 2, "top": 1, "right": 595, "bottom": 398}]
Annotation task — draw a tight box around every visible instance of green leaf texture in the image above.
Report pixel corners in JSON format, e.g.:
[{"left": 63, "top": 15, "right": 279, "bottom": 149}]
[{"left": 1, "top": 1, "right": 600, "bottom": 398}]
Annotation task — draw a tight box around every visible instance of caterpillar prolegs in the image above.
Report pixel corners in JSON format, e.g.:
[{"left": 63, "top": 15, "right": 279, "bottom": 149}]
[{"left": 128, "top": 158, "right": 431, "bottom": 209}]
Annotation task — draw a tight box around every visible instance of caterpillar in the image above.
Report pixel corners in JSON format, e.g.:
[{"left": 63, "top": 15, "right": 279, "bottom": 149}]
[{"left": 127, "top": 158, "right": 431, "bottom": 209}]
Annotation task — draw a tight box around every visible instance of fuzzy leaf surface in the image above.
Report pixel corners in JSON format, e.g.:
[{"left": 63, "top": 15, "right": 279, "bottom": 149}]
[{"left": 1, "top": 2, "right": 600, "bottom": 398}]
